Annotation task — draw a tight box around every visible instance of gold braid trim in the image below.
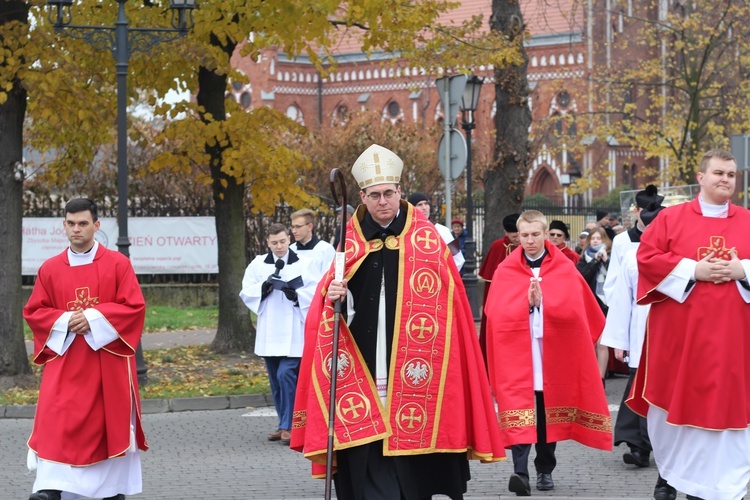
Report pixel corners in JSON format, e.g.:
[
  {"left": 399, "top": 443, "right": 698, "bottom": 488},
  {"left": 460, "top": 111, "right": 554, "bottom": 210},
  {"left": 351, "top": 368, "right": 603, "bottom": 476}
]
[
  {"left": 498, "top": 408, "right": 535, "bottom": 429},
  {"left": 546, "top": 406, "right": 612, "bottom": 433}
]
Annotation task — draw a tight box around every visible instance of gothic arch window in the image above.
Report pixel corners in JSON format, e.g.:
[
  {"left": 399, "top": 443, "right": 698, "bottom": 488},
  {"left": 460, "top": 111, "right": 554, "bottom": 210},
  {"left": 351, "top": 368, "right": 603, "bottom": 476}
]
[
  {"left": 331, "top": 102, "right": 350, "bottom": 127},
  {"left": 225, "top": 76, "right": 252, "bottom": 111},
  {"left": 286, "top": 104, "right": 305, "bottom": 126},
  {"left": 382, "top": 100, "right": 404, "bottom": 124},
  {"left": 529, "top": 165, "right": 559, "bottom": 201}
]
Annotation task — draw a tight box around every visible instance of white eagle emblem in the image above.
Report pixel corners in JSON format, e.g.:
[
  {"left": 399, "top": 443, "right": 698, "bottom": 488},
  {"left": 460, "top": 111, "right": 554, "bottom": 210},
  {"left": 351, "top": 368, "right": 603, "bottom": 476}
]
[
  {"left": 405, "top": 361, "right": 429, "bottom": 385},
  {"left": 327, "top": 353, "right": 350, "bottom": 378}
]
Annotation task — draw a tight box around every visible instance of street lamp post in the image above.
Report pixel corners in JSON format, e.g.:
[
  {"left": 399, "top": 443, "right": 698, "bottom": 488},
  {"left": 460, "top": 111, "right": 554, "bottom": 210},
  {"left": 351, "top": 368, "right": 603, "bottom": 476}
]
[
  {"left": 46, "top": 0, "right": 197, "bottom": 384},
  {"left": 460, "top": 75, "right": 484, "bottom": 321}
]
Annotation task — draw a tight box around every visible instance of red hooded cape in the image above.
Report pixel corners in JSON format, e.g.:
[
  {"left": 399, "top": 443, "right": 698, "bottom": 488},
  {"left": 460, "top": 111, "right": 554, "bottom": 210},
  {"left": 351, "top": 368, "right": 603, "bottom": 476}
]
[
  {"left": 24, "top": 245, "right": 148, "bottom": 466},
  {"left": 486, "top": 241, "right": 612, "bottom": 451},
  {"left": 628, "top": 197, "right": 750, "bottom": 430},
  {"left": 291, "top": 203, "right": 505, "bottom": 477}
]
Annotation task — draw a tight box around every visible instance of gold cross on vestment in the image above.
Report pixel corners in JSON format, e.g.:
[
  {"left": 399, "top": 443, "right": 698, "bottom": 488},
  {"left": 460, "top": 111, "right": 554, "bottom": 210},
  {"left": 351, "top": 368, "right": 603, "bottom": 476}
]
[{"left": 67, "top": 287, "right": 99, "bottom": 311}]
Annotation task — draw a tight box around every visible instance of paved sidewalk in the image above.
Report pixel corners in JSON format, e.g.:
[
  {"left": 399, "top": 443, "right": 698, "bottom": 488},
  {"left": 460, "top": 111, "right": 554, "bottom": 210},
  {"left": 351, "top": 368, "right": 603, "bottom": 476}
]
[
  {"left": 3, "top": 329, "right": 707, "bottom": 498},
  {"left": 10, "top": 329, "right": 259, "bottom": 419}
]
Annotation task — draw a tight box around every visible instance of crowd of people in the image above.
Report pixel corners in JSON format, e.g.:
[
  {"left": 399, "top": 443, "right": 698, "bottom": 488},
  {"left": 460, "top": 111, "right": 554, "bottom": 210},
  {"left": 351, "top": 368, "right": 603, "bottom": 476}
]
[{"left": 22, "top": 147, "right": 750, "bottom": 500}]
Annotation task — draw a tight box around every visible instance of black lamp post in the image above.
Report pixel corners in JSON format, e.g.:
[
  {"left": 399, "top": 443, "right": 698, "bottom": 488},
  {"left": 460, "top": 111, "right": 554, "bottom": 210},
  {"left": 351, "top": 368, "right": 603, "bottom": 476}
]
[
  {"left": 459, "top": 75, "right": 483, "bottom": 321},
  {"left": 46, "top": 0, "right": 197, "bottom": 384}
]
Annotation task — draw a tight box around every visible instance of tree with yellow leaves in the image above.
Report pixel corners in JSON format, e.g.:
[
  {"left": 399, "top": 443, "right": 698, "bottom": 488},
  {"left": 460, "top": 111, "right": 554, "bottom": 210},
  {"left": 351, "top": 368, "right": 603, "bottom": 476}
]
[
  {"left": 0, "top": 0, "right": 521, "bottom": 374},
  {"left": 571, "top": 0, "right": 750, "bottom": 192}
]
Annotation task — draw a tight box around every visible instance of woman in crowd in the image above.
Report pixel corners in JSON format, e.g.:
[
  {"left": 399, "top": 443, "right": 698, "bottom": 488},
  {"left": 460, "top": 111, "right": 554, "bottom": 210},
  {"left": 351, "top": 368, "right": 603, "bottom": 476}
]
[{"left": 577, "top": 227, "right": 612, "bottom": 386}]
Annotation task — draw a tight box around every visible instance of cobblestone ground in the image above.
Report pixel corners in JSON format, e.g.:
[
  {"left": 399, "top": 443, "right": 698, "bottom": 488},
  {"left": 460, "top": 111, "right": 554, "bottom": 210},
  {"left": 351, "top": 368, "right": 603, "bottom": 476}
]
[{"left": 0, "top": 375, "right": 699, "bottom": 499}]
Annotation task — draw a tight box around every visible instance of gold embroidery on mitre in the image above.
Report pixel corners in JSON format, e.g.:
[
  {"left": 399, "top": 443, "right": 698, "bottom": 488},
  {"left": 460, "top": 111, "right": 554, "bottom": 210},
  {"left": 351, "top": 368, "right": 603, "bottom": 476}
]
[
  {"left": 410, "top": 268, "right": 440, "bottom": 299},
  {"left": 400, "top": 357, "right": 432, "bottom": 388},
  {"left": 412, "top": 227, "right": 441, "bottom": 254},
  {"left": 351, "top": 144, "right": 404, "bottom": 188},
  {"left": 405, "top": 313, "right": 439, "bottom": 343},
  {"left": 546, "top": 406, "right": 612, "bottom": 433},
  {"left": 499, "top": 408, "right": 535, "bottom": 429},
  {"left": 336, "top": 392, "right": 372, "bottom": 425},
  {"left": 697, "top": 235, "right": 732, "bottom": 261},
  {"left": 396, "top": 403, "right": 427, "bottom": 433},
  {"left": 67, "top": 287, "right": 99, "bottom": 311}
]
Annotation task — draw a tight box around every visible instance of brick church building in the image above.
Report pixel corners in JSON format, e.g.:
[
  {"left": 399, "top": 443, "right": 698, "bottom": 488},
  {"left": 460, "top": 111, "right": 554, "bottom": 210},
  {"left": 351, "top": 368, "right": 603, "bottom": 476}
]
[{"left": 227, "top": 0, "right": 664, "bottom": 205}]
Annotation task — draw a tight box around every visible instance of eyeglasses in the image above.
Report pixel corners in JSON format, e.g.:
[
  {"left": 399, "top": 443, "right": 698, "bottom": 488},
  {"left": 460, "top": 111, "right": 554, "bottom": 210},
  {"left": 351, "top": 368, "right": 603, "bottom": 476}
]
[
  {"left": 549, "top": 232, "right": 565, "bottom": 238},
  {"left": 365, "top": 189, "right": 397, "bottom": 201},
  {"left": 290, "top": 223, "right": 311, "bottom": 230}
]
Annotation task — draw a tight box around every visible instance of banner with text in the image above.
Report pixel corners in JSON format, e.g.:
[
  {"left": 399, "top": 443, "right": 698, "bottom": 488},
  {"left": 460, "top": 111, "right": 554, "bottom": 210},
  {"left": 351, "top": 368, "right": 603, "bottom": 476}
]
[{"left": 23, "top": 217, "right": 218, "bottom": 275}]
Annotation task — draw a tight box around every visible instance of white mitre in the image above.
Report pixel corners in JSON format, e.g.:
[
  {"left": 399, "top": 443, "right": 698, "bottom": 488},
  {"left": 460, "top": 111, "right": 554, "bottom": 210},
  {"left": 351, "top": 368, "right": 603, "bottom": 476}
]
[{"left": 351, "top": 144, "right": 403, "bottom": 189}]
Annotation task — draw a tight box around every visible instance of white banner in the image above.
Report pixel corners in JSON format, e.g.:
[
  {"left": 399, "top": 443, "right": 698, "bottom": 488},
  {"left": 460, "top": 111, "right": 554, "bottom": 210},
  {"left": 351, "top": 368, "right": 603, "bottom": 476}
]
[{"left": 23, "top": 217, "right": 218, "bottom": 275}]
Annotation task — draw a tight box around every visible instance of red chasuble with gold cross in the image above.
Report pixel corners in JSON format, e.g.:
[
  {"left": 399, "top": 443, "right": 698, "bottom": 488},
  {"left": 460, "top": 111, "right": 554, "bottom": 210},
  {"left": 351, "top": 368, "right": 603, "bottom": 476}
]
[
  {"left": 628, "top": 197, "right": 750, "bottom": 430},
  {"left": 291, "top": 203, "right": 505, "bottom": 476},
  {"left": 24, "top": 245, "right": 148, "bottom": 466},
  {"left": 485, "top": 241, "right": 612, "bottom": 451}
]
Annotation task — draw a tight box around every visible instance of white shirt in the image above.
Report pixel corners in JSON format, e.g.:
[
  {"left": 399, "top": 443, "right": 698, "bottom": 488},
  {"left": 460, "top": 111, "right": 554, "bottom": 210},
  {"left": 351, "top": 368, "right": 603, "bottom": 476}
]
[
  {"left": 239, "top": 251, "right": 318, "bottom": 357},
  {"left": 290, "top": 238, "right": 336, "bottom": 281},
  {"left": 603, "top": 228, "right": 639, "bottom": 306},
  {"left": 435, "top": 222, "right": 465, "bottom": 271},
  {"left": 600, "top": 248, "right": 647, "bottom": 368}
]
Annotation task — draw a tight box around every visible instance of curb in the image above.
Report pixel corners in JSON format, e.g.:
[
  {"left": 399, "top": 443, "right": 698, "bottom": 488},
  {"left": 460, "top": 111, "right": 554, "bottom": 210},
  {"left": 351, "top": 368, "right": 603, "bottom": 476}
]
[{"left": 1, "top": 393, "right": 275, "bottom": 419}]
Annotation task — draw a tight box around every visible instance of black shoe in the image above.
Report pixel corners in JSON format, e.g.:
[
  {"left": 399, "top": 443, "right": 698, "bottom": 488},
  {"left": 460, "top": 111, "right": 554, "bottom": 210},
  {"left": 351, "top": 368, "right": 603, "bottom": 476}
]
[
  {"left": 103, "top": 495, "right": 126, "bottom": 500},
  {"left": 536, "top": 472, "right": 554, "bottom": 491},
  {"left": 653, "top": 475, "right": 676, "bottom": 500},
  {"left": 508, "top": 473, "right": 531, "bottom": 496},
  {"left": 623, "top": 448, "right": 651, "bottom": 467},
  {"left": 29, "top": 491, "right": 62, "bottom": 500}
]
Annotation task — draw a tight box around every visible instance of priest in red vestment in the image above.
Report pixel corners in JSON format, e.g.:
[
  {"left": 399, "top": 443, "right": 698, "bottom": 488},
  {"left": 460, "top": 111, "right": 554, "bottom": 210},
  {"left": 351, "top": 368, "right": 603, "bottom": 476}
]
[
  {"left": 629, "top": 149, "right": 750, "bottom": 500},
  {"left": 291, "top": 144, "right": 505, "bottom": 500},
  {"left": 24, "top": 199, "right": 147, "bottom": 500},
  {"left": 486, "top": 210, "right": 611, "bottom": 497},
  {"left": 477, "top": 213, "right": 520, "bottom": 362}
]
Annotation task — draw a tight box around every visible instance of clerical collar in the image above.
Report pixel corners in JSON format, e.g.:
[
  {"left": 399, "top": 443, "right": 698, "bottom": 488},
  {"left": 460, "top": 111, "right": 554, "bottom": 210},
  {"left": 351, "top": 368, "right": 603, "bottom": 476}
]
[
  {"left": 525, "top": 250, "right": 546, "bottom": 268},
  {"left": 361, "top": 207, "right": 406, "bottom": 241},
  {"left": 68, "top": 240, "right": 99, "bottom": 267},
  {"left": 295, "top": 235, "right": 320, "bottom": 251},
  {"left": 377, "top": 208, "right": 401, "bottom": 230},
  {"left": 263, "top": 249, "right": 299, "bottom": 265},
  {"left": 70, "top": 241, "right": 97, "bottom": 255},
  {"left": 699, "top": 195, "right": 729, "bottom": 218}
]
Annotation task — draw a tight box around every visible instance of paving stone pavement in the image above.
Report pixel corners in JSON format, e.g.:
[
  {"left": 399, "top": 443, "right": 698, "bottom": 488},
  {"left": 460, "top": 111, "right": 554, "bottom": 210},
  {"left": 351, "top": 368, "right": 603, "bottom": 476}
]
[{"left": 3, "top": 330, "right": 693, "bottom": 499}]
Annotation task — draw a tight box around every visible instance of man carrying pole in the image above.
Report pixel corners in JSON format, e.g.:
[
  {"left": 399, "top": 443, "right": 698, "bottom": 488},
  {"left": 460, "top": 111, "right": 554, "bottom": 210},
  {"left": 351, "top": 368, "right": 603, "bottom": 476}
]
[{"left": 291, "top": 144, "right": 505, "bottom": 499}]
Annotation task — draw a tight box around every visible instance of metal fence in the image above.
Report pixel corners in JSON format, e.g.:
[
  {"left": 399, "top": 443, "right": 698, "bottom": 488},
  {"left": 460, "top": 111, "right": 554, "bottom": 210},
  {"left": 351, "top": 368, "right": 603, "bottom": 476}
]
[{"left": 23, "top": 195, "right": 619, "bottom": 283}]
